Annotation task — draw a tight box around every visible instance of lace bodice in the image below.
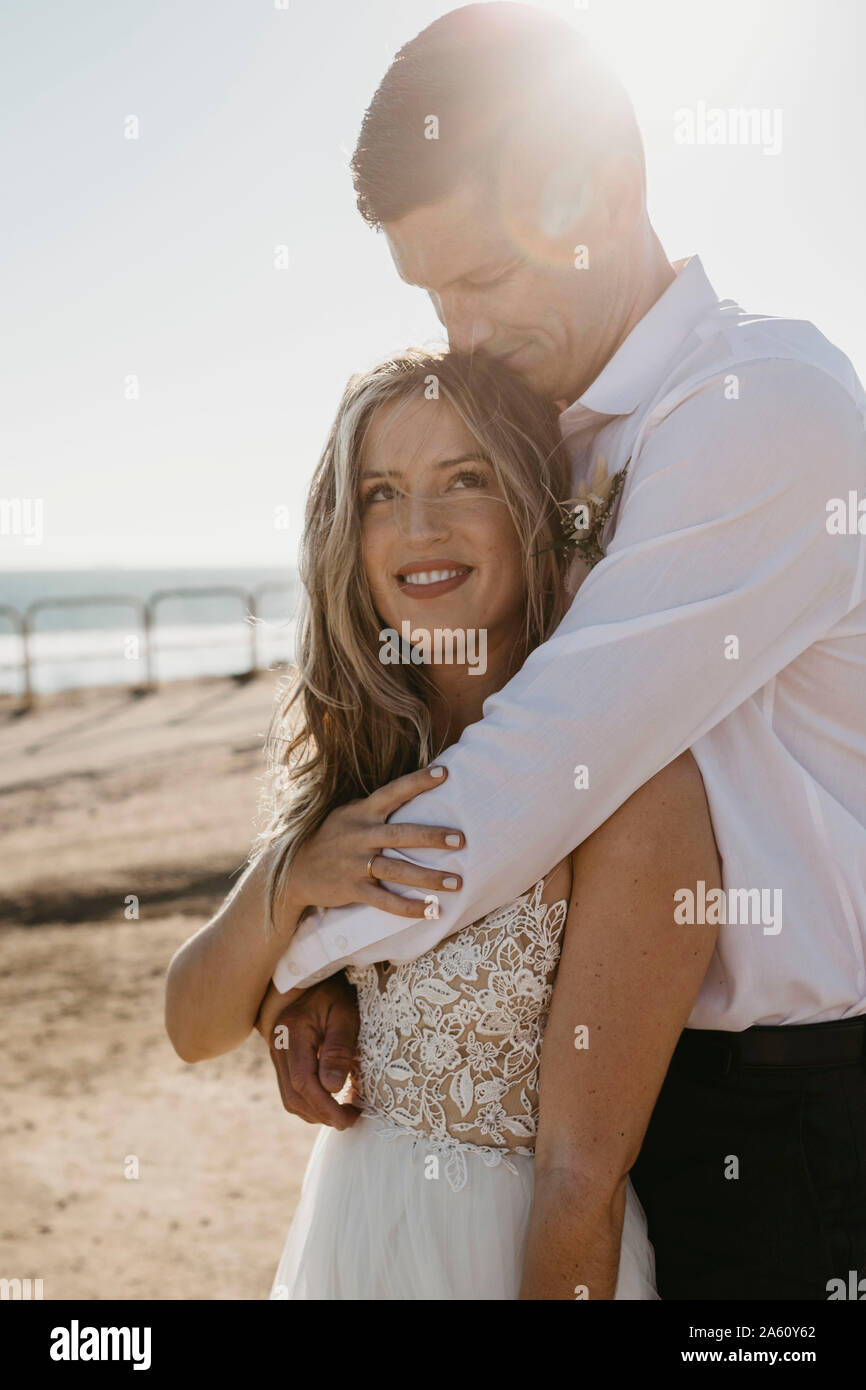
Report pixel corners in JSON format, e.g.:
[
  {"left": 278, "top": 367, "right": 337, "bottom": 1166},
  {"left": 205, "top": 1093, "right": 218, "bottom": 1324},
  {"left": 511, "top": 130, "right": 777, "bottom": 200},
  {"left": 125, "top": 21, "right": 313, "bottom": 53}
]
[{"left": 345, "top": 879, "right": 568, "bottom": 1191}]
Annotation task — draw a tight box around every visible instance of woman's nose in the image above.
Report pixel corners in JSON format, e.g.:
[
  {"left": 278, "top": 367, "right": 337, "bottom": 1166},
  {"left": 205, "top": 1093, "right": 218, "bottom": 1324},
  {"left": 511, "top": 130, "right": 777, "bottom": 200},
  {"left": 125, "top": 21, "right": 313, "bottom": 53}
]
[{"left": 393, "top": 491, "right": 451, "bottom": 539}]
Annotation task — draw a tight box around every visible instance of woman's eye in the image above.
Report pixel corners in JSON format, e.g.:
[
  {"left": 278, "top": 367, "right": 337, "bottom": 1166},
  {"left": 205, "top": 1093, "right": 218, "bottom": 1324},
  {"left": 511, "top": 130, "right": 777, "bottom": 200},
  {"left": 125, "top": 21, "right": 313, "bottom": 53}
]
[
  {"left": 364, "top": 483, "right": 394, "bottom": 504},
  {"left": 449, "top": 470, "right": 487, "bottom": 491}
]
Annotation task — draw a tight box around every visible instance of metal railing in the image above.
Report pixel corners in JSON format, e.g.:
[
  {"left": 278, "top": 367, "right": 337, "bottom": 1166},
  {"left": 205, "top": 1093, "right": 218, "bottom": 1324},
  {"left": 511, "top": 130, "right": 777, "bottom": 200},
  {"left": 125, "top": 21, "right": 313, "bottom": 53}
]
[{"left": 0, "top": 582, "right": 296, "bottom": 710}]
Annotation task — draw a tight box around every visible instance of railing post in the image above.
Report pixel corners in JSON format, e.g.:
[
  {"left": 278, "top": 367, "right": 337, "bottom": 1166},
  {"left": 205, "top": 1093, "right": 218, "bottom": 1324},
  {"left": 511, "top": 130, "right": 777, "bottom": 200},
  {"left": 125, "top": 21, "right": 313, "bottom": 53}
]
[
  {"left": 0, "top": 605, "right": 30, "bottom": 710},
  {"left": 142, "top": 602, "right": 155, "bottom": 691},
  {"left": 22, "top": 618, "right": 33, "bottom": 711},
  {"left": 247, "top": 591, "right": 259, "bottom": 675}
]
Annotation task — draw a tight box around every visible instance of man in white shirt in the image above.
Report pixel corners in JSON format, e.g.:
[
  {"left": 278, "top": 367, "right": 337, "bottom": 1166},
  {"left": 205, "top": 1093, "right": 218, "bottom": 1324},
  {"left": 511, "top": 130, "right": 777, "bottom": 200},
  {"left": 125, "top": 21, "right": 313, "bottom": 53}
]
[{"left": 266, "top": 4, "right": 866, "bottom": 1298}]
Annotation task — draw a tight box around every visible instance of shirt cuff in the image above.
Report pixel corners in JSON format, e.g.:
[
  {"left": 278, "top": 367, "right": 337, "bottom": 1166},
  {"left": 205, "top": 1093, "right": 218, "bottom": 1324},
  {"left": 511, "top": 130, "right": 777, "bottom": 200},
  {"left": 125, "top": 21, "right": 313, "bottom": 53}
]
[{"left": 271, "top": 907, "right": 348, "bottom": 992}]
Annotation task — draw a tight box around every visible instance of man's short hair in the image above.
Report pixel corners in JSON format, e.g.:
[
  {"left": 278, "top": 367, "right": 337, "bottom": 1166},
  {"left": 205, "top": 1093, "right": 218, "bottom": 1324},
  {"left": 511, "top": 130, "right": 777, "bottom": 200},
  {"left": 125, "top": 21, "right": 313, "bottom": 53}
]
[{"left": 351, "top": 2, "right": 644, "bottom": 229}]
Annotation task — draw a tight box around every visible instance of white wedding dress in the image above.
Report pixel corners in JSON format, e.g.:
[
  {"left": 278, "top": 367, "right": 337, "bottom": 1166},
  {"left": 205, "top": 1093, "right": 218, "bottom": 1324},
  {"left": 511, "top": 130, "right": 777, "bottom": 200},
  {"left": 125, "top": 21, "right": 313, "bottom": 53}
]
[{"left": 270, "top": 878, "right": 657, "bottom": 1300}]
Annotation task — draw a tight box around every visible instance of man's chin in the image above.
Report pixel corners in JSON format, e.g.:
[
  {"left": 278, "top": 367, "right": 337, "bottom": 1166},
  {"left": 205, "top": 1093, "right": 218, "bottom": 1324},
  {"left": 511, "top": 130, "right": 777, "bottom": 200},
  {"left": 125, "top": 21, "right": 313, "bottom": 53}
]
[
  {"left": 497, "top": 352, "right": 540, "bottom": 389},
  {"left": 487, "top": 347, "right": 569, "bottom": 404},
  {"left": 513, "top": 361, "right": 568, "bottom": 404}
]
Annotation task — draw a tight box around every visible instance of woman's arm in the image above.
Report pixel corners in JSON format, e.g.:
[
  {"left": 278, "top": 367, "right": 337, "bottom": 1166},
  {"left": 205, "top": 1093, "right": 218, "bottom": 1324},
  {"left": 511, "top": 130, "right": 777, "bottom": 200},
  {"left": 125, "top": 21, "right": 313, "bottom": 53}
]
[
  {"left": 519, "top": 750, "right": 721, "bottom": 1300},
  {"left": 165, "top": 765, "right": 463, "bottom": 1065},
  {"left": 165, "top": 846, "right": 306, "bottom": 1063}
]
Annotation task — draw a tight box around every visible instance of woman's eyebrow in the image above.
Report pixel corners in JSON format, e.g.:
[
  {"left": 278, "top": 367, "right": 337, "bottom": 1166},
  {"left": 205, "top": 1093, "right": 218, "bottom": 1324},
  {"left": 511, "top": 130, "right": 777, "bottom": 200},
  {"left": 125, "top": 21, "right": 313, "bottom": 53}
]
[
  {"left": 361, "top": 454, "right": 490, "bottom": 480},
  {"left": 432, "top": 454, "right": 491, "bottom": 469}
]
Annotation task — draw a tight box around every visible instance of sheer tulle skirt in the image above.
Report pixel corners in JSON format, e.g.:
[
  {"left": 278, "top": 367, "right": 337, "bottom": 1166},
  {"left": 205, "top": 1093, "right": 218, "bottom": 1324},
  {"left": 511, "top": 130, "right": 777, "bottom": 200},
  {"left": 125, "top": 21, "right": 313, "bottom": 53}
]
[{"left": 270, "top": 1114, "right": 658, "bottom": 1300}]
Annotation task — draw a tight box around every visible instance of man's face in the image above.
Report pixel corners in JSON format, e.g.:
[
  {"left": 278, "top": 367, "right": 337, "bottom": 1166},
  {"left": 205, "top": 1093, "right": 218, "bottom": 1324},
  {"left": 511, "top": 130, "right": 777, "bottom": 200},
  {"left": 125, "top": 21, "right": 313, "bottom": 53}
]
[{"left": 383, "top": 174, "right": 626, "bottom": 407}]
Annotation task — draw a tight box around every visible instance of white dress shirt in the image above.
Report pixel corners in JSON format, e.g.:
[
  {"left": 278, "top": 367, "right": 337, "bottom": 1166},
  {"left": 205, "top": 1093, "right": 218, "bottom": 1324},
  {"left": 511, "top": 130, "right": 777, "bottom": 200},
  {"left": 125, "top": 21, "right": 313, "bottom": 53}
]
[{"left": 274, "top": 255, "right": 866, "bottom": 1031}]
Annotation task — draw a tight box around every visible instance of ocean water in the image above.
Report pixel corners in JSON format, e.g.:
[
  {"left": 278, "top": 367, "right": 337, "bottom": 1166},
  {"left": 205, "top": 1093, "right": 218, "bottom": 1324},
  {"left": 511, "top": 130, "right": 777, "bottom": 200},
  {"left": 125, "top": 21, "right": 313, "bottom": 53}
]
[{"left": 0, "top": 567, "right": 300, "bottom": 696}]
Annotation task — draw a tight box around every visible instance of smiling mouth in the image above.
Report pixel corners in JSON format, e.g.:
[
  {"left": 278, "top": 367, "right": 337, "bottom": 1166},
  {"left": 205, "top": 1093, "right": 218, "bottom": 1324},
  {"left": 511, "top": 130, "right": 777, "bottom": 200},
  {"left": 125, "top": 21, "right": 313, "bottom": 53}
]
[{"left": 395, "top": 564, "right": 473, "bottom": 597}]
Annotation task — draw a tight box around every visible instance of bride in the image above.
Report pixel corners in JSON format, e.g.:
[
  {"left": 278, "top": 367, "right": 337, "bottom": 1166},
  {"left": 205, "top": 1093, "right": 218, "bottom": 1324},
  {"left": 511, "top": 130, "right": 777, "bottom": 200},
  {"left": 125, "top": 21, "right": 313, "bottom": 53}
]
[{"left": 165, "top": 348, "right": 721, "bottom": 1299}]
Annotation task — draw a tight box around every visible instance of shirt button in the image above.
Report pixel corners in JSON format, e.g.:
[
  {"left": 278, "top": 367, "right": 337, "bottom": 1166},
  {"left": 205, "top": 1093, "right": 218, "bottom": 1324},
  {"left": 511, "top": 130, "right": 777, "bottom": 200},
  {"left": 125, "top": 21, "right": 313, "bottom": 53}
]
[
  {"left": 334, "top": 934, "right": 348, "bottom": 951},
  {"left": 283, "top": 956, "right": 298, "bottom": 974}
]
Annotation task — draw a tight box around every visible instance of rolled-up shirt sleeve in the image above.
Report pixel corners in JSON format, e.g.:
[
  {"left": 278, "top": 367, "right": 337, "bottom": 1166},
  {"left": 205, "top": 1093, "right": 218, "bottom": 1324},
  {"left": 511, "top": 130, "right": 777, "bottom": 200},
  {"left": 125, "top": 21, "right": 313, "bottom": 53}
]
[{"left": 273, "top": 359, "right": 865, "bottom": 991}]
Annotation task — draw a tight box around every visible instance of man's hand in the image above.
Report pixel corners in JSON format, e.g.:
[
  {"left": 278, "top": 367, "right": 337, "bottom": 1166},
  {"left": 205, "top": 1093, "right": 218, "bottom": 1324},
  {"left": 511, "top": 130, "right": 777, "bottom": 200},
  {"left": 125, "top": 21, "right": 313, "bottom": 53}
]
[{"left": 257, "top": 973, "right": 362, "bottom": 1130}]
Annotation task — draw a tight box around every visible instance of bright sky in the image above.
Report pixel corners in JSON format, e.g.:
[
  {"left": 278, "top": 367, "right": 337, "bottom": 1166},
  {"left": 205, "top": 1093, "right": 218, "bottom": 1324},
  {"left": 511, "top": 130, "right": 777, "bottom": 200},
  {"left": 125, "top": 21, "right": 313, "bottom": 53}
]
[{"left": 2, "top": 0, "right": 863, "bottom": 571}]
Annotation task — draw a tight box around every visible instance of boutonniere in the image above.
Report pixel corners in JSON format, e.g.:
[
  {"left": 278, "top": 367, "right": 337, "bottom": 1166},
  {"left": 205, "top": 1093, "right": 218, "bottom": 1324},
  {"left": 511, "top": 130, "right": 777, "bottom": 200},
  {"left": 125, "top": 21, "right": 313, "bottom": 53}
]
[{"left": 553, "top": 454, "right": 631, "bottom": 569}]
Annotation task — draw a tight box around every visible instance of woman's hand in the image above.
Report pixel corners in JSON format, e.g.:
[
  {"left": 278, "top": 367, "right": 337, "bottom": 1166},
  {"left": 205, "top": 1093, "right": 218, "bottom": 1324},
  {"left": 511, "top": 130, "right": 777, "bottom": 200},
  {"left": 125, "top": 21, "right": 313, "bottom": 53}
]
[{"left": 289, "top": 765, "right": 465, "bottom": 919}]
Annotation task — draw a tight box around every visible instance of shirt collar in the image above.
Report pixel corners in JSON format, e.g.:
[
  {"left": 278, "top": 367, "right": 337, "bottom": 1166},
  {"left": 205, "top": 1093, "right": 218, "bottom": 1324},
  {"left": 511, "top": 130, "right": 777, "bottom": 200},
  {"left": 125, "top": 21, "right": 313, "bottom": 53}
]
[{"left": 558, "top": 255, "right": 720, "bottom": 433}]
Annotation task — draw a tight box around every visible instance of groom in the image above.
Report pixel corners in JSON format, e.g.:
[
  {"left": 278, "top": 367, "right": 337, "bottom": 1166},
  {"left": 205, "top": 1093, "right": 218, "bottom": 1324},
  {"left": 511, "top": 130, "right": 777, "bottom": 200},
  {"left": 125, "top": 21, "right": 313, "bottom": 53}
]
[{"left": 265, "top": 4, "right": 866, "bottom": 1298}]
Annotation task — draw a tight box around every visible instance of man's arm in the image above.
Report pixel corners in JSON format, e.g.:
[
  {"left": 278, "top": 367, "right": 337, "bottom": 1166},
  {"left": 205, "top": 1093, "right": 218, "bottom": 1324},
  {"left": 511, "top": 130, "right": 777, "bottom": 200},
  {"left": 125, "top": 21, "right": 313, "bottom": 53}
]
[{"left": 274, "top": 359, "right": 864, "bottom": 992}]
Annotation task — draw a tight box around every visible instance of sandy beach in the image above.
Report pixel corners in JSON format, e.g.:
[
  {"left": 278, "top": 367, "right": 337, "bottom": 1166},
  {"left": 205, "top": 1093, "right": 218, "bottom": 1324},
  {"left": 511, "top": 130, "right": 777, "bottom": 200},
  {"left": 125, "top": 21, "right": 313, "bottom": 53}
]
[{"left": 0, "top": 673, "right": 319, "bottom": 1300}]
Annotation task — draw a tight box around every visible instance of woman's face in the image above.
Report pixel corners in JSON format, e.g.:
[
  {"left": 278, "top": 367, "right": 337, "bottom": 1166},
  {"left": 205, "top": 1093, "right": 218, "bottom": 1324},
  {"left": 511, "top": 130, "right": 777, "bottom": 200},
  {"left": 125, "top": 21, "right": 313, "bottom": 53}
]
[{"left": 359, "top": 396, "right": 527, "bottom": 661}]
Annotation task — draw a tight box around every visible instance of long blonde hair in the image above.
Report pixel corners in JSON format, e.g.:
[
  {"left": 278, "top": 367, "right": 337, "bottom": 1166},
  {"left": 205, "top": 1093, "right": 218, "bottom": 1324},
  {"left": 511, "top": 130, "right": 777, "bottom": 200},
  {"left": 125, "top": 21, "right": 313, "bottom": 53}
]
[{"left": 254, "top": 348, "right": 573, "bottom": 927}]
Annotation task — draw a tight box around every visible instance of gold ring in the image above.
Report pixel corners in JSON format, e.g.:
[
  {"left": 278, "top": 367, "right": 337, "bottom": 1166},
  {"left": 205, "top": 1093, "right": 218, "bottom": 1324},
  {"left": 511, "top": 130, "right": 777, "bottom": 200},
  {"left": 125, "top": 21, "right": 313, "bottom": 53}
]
[{"left": 366, "top": 852, "right": 378, "bottom": 881}]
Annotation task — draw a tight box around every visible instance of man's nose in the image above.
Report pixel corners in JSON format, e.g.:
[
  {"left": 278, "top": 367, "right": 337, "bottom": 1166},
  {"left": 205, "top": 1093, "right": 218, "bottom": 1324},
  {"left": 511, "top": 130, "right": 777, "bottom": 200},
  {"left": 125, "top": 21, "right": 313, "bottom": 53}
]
[{"left": 431, "top": 290, "right": 495, "bottom": 354}]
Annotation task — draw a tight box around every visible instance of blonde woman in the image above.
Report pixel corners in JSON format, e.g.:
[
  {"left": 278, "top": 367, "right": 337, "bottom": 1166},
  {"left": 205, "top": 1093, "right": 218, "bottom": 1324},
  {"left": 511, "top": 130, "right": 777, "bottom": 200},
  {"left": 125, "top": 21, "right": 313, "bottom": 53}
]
[{"left": 165, "top": 350, "right": 720, "bottom": 1300}]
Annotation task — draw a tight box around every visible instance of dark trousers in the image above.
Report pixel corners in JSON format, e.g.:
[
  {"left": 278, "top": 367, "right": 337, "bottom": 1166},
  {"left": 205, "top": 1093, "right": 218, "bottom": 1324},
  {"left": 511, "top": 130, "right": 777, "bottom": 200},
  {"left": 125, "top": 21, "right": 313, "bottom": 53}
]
[{"left": 629, "top": 1018, "right": 866, "bottom": 1300}]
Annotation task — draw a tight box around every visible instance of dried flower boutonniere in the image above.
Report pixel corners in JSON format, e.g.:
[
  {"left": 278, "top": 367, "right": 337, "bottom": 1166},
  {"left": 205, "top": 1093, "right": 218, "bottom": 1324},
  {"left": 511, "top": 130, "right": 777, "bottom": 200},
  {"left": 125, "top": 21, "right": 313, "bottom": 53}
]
[{"left": 551, "top": 453, "right": 631, "bottom": 570}]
